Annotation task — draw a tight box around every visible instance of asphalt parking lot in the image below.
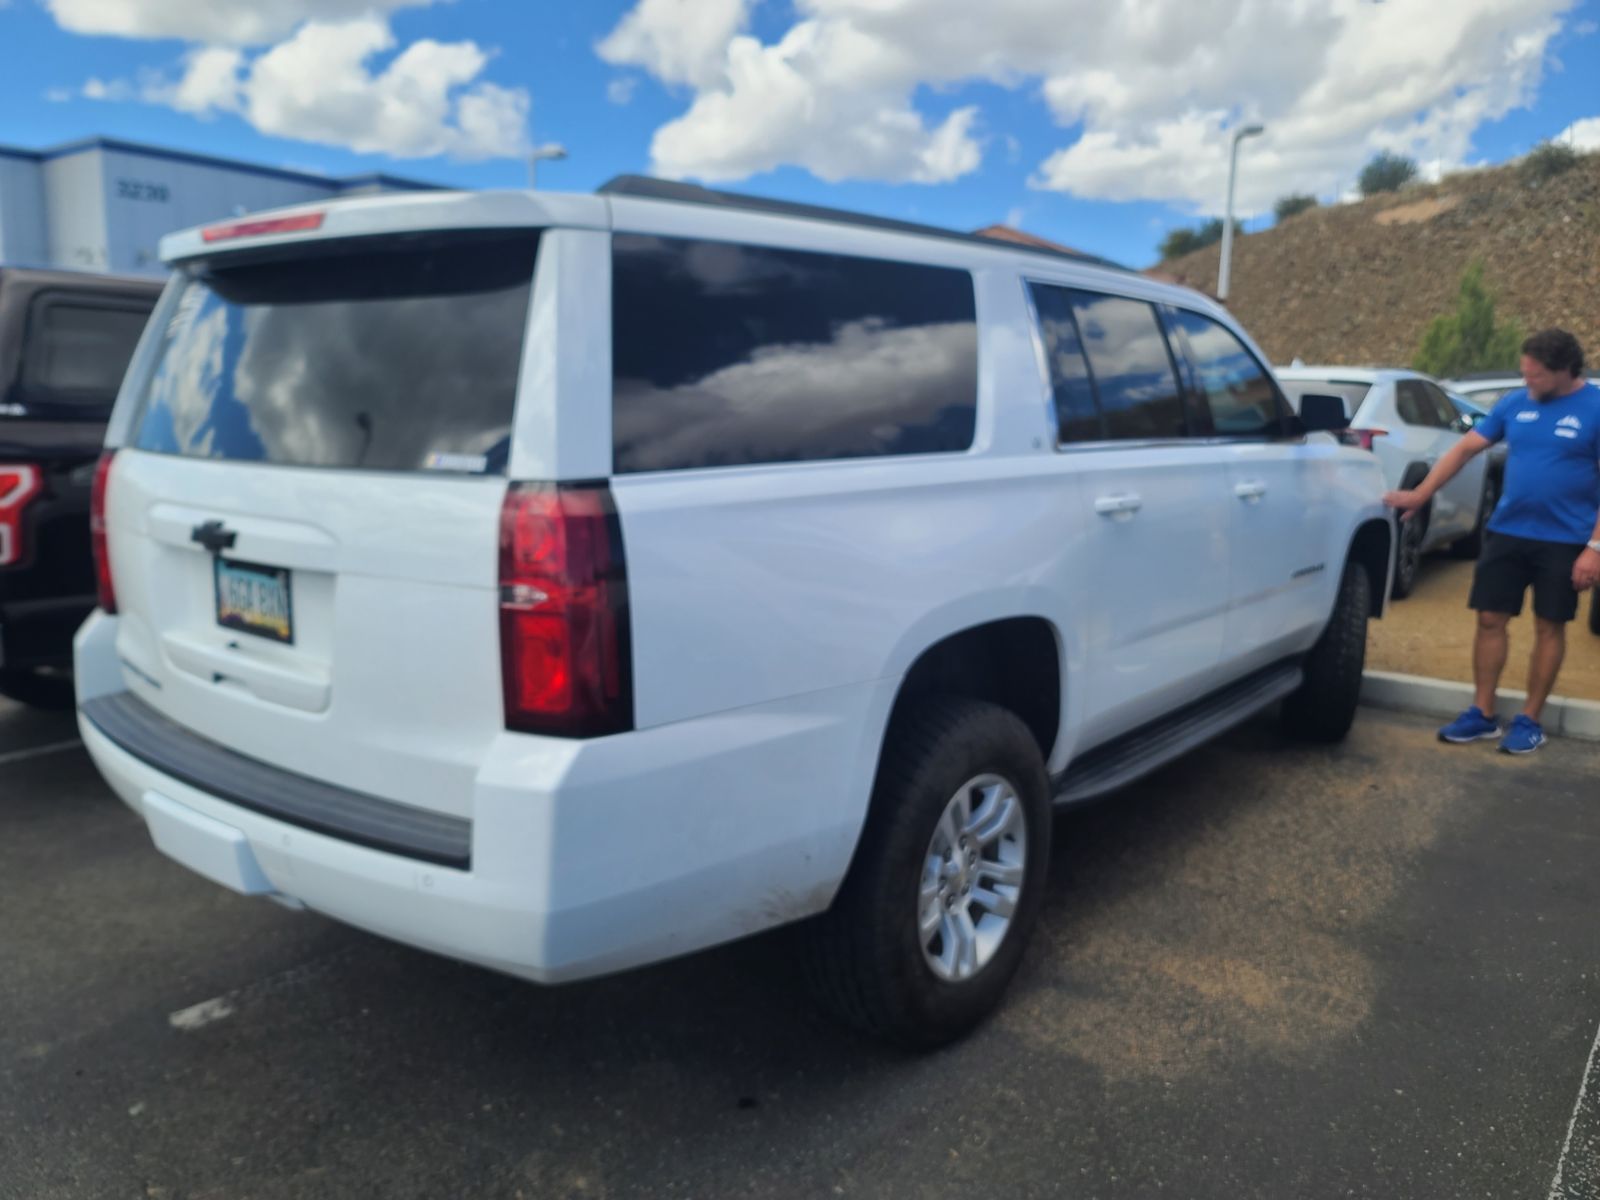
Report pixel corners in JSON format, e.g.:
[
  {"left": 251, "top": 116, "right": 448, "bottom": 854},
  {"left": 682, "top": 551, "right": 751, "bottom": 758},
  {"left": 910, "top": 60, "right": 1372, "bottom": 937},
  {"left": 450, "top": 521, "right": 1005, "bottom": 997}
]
[{"left": 5, "top": 700, "right": 1600, "bottom": 1200}]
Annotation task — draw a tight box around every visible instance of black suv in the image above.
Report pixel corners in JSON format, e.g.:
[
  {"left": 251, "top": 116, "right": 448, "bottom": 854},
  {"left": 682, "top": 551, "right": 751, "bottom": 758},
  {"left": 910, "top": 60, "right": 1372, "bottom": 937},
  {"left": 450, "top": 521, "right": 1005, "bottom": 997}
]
[{"left": 0, "top": 266, "right": 161, "bottom": 706}]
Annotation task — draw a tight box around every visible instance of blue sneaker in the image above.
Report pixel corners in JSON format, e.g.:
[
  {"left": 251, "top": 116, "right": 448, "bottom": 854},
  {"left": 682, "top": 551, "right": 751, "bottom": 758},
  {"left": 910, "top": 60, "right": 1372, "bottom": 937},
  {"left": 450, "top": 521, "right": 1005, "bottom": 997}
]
[
  {"left": 1500, "top": 714, "right": 1547, "bottom": 755},
  {"left": 1438, "top": 706, "right": 1502, "bottom": 744}
]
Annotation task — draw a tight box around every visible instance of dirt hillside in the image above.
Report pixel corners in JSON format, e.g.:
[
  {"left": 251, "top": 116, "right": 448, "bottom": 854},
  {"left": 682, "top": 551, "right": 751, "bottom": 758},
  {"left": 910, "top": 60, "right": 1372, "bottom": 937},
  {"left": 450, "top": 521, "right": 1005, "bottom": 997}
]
[{"left": 1154, "top": 153, "right": 1600, "bottom": 367}]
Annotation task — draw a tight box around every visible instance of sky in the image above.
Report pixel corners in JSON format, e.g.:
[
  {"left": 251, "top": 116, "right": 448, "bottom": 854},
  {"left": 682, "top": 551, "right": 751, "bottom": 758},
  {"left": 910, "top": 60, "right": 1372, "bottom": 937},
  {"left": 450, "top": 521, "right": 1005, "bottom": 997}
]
[{"left": 1, "top": 0, "right": 1597, "bottom": 268}]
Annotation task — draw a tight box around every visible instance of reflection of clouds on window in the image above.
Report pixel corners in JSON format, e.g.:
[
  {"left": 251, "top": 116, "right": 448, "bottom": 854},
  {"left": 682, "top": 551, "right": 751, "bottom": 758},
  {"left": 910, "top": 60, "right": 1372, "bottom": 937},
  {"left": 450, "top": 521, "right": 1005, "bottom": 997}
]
[
  {"left": 616, "top": 319, "right": 976, "bottom": 472},
  {"left": 128, "top": 236, "right": 533, "bottom": 472},
  {"left": 1066, "top": 291, "right": 1184, "bottom": 439}
]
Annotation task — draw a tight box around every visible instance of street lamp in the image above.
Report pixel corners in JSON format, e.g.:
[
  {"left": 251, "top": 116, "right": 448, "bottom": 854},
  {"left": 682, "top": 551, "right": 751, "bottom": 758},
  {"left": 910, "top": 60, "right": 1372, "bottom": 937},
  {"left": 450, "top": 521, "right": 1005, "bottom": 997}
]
[
  {"left": 527, "top": 142, "right": 568, "bottom": 189},
  {"left": 1217, "top": 123, "right": 1264, "bottom": 302}
]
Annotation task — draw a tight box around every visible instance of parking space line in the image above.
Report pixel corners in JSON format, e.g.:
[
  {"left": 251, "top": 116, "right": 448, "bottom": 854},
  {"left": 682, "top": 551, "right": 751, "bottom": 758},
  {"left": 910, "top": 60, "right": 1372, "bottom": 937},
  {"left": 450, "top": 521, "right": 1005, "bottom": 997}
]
[
  {"left": 1548, "top": 1015, "right": 1600, "bottom": 1199},
  {"left": 168, "top": 997, "right": 237, "bottom": 1032},
  {"left": 0, "top": 739, "right": 81, "bottom": 767}
]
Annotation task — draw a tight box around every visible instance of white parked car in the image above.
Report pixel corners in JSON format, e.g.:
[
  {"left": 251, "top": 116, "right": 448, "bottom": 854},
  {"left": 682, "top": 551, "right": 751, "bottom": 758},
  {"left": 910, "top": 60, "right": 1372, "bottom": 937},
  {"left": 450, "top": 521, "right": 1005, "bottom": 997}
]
[
  {"left": 76, "top": 180, "right": 1394, "bottom": 1046},
  {"left": 1277, "top": 367, "right": 1494, "bottom": 598},
  {"left": 1444, "top": 372, "right": 1524, "bottom": 409}
]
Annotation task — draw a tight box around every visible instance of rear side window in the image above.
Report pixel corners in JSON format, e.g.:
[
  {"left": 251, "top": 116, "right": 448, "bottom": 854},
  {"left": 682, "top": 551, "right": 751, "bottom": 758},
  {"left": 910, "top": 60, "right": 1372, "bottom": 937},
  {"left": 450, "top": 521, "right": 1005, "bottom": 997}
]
[
  {"left": 1396, "top": 379, "right": 1449, "bottom": 429},
  {"left": 25, "top": 299, "right": 153, "bottom": 405},
  {"left": 611, "top": 235, "right": 978, "bottom": 473},
  {"left": 1164, "top": 308, "right": 1285, "bottom": 436},
  {"left": 130, "top": 231, "right": 537, "bottom": 474},
  {"left": 1065, "top": 291, "right": 1186, "bottom": 441},
  {"left": 1028, "top": 283, "right": 1103, "bottom": 442}
]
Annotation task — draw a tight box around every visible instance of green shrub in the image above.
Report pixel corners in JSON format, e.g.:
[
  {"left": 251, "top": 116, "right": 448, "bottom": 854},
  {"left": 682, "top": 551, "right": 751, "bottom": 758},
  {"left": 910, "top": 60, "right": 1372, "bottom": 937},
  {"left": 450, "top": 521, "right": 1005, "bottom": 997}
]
[
  {"left": 1359, "top": 152, "right": 1418, "bottom": 197},
  {"left": 1273, "top": 193, "right": 1318, "bottom": 222},
  {"left": 1522, "top": 140, "right": 1579, "bottom": 185},
  {"left": 1413, "top": 260, "right": 1523, "bottom": 378}
]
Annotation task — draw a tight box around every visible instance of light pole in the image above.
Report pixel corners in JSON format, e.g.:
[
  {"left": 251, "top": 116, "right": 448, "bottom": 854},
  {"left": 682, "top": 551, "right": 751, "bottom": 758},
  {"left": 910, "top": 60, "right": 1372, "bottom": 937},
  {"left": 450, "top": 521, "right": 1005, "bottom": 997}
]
[
  {"left": 1217, "top": 123, "right": 1264, "bottom": 301},
  {"left": 527, "top": 142, "right": 568, "bottom": 189}
]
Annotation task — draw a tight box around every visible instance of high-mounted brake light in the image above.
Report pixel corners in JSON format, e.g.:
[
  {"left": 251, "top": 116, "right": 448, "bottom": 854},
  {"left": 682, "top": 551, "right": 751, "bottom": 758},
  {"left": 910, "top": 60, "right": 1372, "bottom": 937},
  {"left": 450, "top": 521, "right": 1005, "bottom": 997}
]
[
  {"left": 499, "top": 483, "right": 632, "bottom": 738},
  {"left": 0, "top": 463, "right": 44, "bottom": 567},
  {"left": 201, "top": 211, "right": 325, "bottom": 243},
  {"left": 90, "top": 450, "right": 117, "bottom": 614}
]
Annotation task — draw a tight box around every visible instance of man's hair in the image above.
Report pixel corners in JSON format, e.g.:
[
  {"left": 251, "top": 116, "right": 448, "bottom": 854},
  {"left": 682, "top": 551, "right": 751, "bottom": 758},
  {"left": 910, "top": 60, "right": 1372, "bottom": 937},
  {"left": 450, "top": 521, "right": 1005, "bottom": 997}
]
[{"left": 1521, "top": 328, "right": 1585, "bottom": 376}]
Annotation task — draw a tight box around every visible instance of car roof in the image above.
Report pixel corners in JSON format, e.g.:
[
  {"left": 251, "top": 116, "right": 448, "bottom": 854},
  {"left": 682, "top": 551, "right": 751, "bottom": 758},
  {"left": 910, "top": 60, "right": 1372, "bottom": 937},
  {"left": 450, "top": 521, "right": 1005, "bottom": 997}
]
[
  {"left": 1275, "top": 366, "right": 1396, "bottom": 384},
  {"left": 156, "top": 180, "right": 1238, "bottom": 329}
]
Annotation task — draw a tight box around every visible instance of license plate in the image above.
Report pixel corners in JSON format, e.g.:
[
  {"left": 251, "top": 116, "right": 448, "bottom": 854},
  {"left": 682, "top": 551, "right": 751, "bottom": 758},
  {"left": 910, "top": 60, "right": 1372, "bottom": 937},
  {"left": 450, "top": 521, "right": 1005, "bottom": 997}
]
[{"left": 214, "top": 558, "right": 294, "bottom": 644}]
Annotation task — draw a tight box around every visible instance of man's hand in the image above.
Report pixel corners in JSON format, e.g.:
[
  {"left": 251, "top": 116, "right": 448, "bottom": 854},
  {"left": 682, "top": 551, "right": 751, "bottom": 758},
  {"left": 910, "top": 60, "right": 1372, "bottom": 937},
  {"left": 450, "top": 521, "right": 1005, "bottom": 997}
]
[
  {"left": 1574, "top": 547, "right": 1600, "bottom": 592},
  {"left": 1383, "top": 489, "right": 1428, "bottom": 521}
]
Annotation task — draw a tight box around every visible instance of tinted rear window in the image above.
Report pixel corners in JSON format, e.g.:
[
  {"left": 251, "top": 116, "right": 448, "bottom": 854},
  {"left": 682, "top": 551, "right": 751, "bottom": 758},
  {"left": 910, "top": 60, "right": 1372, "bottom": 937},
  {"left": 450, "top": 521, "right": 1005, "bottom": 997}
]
[
  {"left": 611, "top": 235, "right": 978, "bottom": 473},
  {"left": 28, "top": 301, "right": 153, "bottom": 402},
  {"left": 130, "top": 232, "right": 537, "bottom": 474},
  {"left": 1066, "top": 292, "right": 1187, "bottom": 440}
]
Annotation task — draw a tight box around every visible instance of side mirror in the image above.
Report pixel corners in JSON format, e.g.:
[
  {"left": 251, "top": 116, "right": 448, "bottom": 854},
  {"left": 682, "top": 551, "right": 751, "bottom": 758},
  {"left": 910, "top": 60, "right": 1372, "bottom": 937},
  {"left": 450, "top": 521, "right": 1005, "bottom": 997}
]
[{"left": 1298, "top": 393, "right": 1349, "bottom": 433}]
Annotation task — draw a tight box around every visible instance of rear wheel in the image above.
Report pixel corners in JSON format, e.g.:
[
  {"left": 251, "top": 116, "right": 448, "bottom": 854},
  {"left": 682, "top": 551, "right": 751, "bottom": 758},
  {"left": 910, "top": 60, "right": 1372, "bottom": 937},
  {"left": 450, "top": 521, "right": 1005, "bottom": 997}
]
[
  {"left": 1391, "top": 508, "right": 1427, "bottom": 598},
  {"left": 0, "top": 668, "right": 75, "bottom": 711},
  {"left": 802, "top": 696, "right": 1051, "bottom": 1048},
  {"left": 1282, "top": 562, "right": 1369, "bottom": 743}
]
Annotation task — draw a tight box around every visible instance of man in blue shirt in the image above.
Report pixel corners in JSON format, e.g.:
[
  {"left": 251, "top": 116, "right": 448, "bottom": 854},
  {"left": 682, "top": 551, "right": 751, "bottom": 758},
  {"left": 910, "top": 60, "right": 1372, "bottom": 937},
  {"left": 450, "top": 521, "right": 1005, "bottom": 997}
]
[{"left": 1386, "top": 329, "right": 1600, "bottom": 754}]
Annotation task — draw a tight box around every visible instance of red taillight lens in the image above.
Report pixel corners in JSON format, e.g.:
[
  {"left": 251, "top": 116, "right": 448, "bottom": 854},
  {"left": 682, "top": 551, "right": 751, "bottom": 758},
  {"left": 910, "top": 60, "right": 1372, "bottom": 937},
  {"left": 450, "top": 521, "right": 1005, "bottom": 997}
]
[
  {"left": 499, "top": 483, "right": 632, "bottom": 737},
  {"left": 90, "top": 450, "right": 117, "bottom": 614},
  {"left": 0, "top": 463, "right": 43, "bottom": 567},
  {"left": 1340, "top": 429, "right": 1388, "bottom": 451},
  {"left": 201, "top": 211, "right": 325, "bottom": 242}
]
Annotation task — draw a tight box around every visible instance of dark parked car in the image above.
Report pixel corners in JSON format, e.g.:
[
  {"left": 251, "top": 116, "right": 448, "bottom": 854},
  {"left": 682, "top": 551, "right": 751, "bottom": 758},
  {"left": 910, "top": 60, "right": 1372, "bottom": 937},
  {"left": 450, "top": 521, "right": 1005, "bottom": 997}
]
[{"left": 0, "top": 266, "right": 161, "bottom": 706}]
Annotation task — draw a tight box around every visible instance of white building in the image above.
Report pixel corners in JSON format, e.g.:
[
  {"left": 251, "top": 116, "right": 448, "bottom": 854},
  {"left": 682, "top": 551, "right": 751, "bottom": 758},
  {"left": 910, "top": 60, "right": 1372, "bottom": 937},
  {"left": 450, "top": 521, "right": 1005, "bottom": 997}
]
[{"left": 0, "top": 136, "right": 441, "bottom": 276}]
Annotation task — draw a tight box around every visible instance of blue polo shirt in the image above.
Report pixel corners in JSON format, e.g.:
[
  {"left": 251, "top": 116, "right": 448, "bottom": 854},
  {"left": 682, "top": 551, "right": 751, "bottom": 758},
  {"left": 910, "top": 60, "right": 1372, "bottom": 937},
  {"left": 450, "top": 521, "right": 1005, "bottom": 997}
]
[{"left": 1475, "top": 381, "right": 1600, "bottom": 544}]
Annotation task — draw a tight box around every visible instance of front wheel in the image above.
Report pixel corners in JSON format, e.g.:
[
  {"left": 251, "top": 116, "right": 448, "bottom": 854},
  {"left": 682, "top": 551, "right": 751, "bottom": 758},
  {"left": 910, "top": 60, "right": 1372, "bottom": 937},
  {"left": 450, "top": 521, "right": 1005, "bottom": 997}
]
[
  {"left": 1282, "top": 561, "right": 1370, "bottom": 743},
  {"left": 1450, "top": 474, "right": 1499, "bottom": 560},
  {"left": 802, "top": 696, "right": 1051, "bottom": 1048}
]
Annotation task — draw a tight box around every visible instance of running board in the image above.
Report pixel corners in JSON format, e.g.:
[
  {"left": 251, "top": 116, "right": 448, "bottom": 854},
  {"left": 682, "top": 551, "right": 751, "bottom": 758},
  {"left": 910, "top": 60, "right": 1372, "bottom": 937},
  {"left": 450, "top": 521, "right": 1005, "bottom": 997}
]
[{"left": 1051, "top": 661, "right": 1304, "bottom": 806}]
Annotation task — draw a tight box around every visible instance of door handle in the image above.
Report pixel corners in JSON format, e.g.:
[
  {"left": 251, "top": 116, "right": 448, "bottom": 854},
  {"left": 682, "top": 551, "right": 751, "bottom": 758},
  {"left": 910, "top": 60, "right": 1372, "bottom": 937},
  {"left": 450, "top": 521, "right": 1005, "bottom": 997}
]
[
  {"left": 1094, "top": 494, "right": 1143, "bottom": 516},
  {"left": 1233, "top": 481, "right": 1268, "bottom": 502}
]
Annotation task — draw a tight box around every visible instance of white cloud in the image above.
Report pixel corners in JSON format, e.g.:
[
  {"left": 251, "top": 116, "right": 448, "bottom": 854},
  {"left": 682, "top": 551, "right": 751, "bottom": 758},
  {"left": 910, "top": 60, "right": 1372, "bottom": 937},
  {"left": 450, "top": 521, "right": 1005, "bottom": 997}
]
[
  {"left": 597, "top": 0, "right": 752, "bottom": 89},
  {"left": 96, "top": 17, "right": 529, "bottom": 160},
  {"left": 607, "top": 77, "right": 639, "bottom": 106},
  {"left": 45, "top": 87, "right": 73, "bottom": 103},
  {"left": 607, "top": 0, "right": 1576, "bottom": 208},
  {"left": 46, "top": 0, "right": 431, "bottom": 46},
  {"left": 1555, "top": 115, "right": 1600, "bottom": 151},
  {"left": 1574, "top": 19, "right": 1598, "bottom": 35}
]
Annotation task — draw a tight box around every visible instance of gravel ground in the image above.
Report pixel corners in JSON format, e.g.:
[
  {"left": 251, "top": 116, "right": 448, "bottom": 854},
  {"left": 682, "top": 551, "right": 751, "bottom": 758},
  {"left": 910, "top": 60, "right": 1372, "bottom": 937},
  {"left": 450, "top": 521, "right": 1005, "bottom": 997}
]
[{"left": 1367, "top": 556, "right": 1600, "bottom": 700}]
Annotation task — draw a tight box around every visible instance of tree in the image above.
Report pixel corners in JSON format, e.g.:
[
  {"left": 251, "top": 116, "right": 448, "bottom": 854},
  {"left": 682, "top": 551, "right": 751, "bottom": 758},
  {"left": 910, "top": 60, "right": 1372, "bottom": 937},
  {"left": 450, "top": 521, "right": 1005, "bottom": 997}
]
[
  {"left": 1157, "top": 217, "right": 1244, "bottom": 261},
  {"left": 1273, "top": 193, "right": 1318, "bottom": 222},
  {"left": 1521, "top": 140, "right": 1579, "bottom": 185},
  {"left": 1412, "top": 260, "right": 1523, "bottom": 378},
  {"left": 1358, "top": 151, "right": 1418, "bottom": 197}
]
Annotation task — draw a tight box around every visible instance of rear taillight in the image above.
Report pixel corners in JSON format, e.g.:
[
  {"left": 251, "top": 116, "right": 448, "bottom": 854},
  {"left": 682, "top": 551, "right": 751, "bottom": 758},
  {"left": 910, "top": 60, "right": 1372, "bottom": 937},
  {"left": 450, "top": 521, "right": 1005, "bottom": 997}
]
[
  {"left": 0, "top": 463, "right": 44, "bottom": 567},
  {"left": 201, "top": 211, "right": 325, "bottom": 242},
  {"left": 90, "top": 450, "right": 117, "bottom": 614},
  {"left": 1340, "top": 429, "right": 1388, "bottom": 451},
  {"left": 498, "top": 483, "right": 632, "bottom": 738}
]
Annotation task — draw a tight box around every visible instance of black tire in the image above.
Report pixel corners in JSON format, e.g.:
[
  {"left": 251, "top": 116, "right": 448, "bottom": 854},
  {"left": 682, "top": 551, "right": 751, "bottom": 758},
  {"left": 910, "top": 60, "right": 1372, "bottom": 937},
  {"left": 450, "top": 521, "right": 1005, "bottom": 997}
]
[
  {"left": 802, "top": 695, "right": 1051, "bottom": 1048},
  {"left": 1449, "top": 473, "right": 1499, "bottom": 560},
  {"left": 0, "top": 668, "right": 75, "bottom": 711},
  {"left": 1589, "top": 586, "right": 1599, "bottom": 637},
  {"left": 1282, "top": 561, "right": 1369, "bottom": 743},
  {"left": 1391, "top": 506, "right": 1427, "bottom": 598}
]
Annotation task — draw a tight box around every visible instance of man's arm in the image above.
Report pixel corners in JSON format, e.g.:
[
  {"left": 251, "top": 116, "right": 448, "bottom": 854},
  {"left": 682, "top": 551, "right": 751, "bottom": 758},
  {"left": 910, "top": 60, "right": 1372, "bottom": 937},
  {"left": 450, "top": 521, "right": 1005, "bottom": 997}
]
[
  {"left": 1383, "top": 431, "right": 1492, "bottom": 518},
  {"left": 1574, "top": 506, "right": 1600, "bottom": 592}
]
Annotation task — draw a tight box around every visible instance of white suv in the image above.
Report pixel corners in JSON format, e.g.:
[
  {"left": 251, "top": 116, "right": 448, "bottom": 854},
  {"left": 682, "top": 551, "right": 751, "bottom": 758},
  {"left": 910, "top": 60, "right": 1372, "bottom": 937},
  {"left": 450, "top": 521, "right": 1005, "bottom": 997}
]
[{"left": 76, "top": 179, "right": 1393, "bottom": 1046}]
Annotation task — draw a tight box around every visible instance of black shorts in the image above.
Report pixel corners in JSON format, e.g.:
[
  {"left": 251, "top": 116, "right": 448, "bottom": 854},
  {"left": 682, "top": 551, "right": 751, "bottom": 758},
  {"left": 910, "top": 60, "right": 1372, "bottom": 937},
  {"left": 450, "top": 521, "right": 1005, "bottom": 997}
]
[{"left": 1469, "top": 532, "right": 1587, "bottom": 622}]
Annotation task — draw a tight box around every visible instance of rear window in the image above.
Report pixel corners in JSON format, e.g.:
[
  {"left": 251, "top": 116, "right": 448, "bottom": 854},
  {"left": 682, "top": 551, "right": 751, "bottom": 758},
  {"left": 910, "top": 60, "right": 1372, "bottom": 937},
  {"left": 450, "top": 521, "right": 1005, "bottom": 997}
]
[
  {"left": 130, "top": 231, "right": 537, "bottom": 474},
  {"left": 27, "top": 300, "right": 153, "bottom": 403},
  {"left": 1278, "top": 379, "right": 1372, "bottom": 417},
  {"left": 611, "top": 235, "right": 978, "bottom": 473}
]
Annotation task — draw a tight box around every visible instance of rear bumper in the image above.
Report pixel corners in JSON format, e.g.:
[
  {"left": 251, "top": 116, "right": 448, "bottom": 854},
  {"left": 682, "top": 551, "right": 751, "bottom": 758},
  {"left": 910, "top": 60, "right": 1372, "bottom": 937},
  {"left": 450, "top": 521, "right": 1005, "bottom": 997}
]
[
  {"left": 0, "top": 591, "right": 94, "bottom": 670},
  {"left": 75, "top": 613, "right": 888, "bottom": 985}
]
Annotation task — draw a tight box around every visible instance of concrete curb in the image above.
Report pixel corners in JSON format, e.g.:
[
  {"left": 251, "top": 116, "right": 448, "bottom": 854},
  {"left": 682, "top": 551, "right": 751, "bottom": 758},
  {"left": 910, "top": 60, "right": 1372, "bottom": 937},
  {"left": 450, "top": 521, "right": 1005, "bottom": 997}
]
[{"left": 1361, "top": 669, "right": 1600, "bottom": 741}]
